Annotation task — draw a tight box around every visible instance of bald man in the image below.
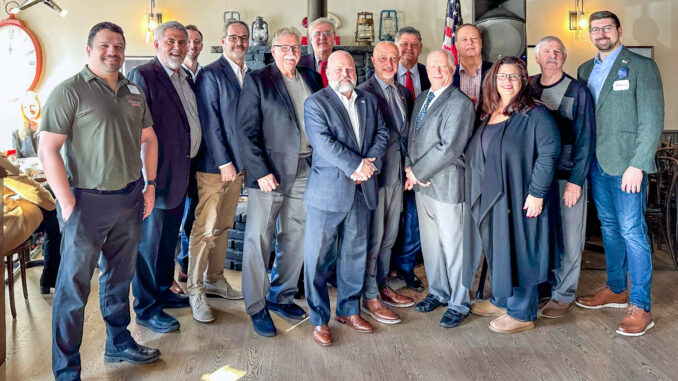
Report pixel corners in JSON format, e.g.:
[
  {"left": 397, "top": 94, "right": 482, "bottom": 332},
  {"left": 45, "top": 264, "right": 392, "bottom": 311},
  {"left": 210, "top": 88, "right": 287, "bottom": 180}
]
[
  {"left": 356, "top": 42, "right": 415, "bottom": 325},
  {"left": 303, "top": 51, "right": 389, "bottom": 345}
]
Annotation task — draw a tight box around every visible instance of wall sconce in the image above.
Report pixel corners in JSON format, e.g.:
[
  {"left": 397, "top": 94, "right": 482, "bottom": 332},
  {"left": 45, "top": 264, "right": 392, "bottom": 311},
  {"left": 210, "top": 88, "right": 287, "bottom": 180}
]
[
  {"left": 7, "top": 0, "right": 68, "bottom": 17},
  {"left": 145, "top": 0, "right": 162, "bottom": 43},
  {"left": 568, "top": 0, "right": 587, "bottom": 40}
]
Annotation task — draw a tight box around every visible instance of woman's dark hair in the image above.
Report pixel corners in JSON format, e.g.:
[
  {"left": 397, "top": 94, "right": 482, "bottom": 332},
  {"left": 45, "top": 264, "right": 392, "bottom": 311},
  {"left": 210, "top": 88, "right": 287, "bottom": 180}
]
[{"left": 480, "top": 56, "right": 539, "bottom": 118}]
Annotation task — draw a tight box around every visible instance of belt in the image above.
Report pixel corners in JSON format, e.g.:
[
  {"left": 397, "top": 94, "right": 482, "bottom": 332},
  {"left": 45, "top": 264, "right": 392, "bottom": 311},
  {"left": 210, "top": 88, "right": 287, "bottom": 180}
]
[{"left": 76, "top": 179, "right": 140, "bottom": 195}]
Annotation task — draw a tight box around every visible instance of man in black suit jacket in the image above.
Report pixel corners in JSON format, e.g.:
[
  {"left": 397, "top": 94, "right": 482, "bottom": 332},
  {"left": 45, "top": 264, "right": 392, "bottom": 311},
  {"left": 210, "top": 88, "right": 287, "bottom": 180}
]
[
  {"left": 184, "top": 20, "right": 251, "bottom": 324},
  {"left": 236, "top": 27, "right": 324, "bottom": 337},
  {"left": 298, "top": 17, "right": 336, "bottom": 87},
  {"left": 356, "top": 41, "right": 415, "bottom": 325},
  {"left": 452, "top": 24, "right": 493, "bottom": 109},
  {"left": 127, "top": 21, "right": 200, "bottom": 333}
]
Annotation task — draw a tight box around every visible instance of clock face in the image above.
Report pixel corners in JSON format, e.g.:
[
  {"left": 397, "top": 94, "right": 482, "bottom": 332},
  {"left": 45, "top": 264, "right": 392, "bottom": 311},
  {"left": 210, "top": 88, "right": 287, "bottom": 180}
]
[{"left": 0, "top": 23, "right": 41, "bottom": 101}]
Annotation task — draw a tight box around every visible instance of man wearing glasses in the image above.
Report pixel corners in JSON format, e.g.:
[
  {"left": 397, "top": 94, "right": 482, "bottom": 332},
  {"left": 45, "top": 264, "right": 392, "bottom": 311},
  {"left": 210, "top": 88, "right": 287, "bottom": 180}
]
[
  {"left": 236, "top": 27, "right": 323, "bottom": 337},
  {"left": 299, "top": 17, "right": 336, "bottom": 87},
  {"left": 576, "top": 10, "right": 664, "bottom": 336},
  {"left": 184, "top": 20, "right": 250, "bottom": 324}
]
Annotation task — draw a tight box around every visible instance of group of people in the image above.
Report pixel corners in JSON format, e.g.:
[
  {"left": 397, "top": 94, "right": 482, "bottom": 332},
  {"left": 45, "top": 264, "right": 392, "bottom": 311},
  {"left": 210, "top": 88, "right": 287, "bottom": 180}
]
[{"left": 35, "top": 9, "right": 663, "bottom": 381}]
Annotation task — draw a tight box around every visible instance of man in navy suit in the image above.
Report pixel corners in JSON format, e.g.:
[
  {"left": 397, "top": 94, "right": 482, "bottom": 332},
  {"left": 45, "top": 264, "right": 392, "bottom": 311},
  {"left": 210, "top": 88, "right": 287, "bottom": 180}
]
[
  {"left": 298, "top": 17, "right": 336, "bottom": 87},
  {"left": 356, "top": 41, "right": 415, "bottom": 326},
  {"left": 127, "top": 21, "right": 200, "bottom": 333},
  {"left": 185, "top": 20, "right": 250, "bottom": 324},
  {"left": 303, "top": 51, "right": 389, "bottom": 346},
  {"left": 236, "top": 27, "right": 324, "bottom": 337}
]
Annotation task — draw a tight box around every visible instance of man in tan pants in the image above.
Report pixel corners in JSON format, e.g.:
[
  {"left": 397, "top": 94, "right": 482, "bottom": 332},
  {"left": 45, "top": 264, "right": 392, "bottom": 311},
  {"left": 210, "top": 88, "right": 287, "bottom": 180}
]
[{"left": 187, "top": 20, "right": 251, "bottom": 323}]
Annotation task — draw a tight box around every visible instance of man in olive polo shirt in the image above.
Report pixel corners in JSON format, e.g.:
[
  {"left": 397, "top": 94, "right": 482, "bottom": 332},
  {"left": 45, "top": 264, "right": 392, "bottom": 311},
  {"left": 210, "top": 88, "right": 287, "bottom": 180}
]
[{"left": 38, "top": 22, "right": 160, "bottom": 381}]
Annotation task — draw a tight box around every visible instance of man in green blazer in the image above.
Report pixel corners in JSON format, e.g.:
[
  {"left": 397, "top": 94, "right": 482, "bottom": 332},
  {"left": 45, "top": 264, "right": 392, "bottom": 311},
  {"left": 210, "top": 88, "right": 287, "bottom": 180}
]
[{"left": 575, "top": 10, "right": 664, "bottom": 337}]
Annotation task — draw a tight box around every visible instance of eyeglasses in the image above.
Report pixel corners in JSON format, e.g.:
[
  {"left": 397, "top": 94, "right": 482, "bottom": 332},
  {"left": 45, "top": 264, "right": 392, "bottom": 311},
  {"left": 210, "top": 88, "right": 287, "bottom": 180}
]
[
  {"left": 496, "top": 73, "right": 521, "bottom": 82},
  {"left": 273, "top": 44, "right": 302, "bottom": 53},
  {"left": 227, "top": 35, "right": 249, "bottom": 43},
  {"left": 312, "top": 31, "right": 334, "bottom": 38},
  {"left": 589, "top": 25, "right": 615, "bottom": 35}
]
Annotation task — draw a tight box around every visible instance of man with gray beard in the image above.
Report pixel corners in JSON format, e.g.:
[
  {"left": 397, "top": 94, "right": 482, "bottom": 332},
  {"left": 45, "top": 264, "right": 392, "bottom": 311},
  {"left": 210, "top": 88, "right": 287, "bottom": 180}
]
[{"left": 302, "top": 51, "right": 389, "bottom": 346}]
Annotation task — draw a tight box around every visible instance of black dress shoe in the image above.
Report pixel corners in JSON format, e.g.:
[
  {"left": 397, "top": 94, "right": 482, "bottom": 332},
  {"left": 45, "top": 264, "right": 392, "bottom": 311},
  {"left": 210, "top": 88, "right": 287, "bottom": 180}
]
[
  {"left": 40, "top": 286, "right": 51, "bottom": 294},
  {"left": 267, "top": 300, "right": 307, "bottom": 320},
  {"left": 414, "top": 294, "right": 444, "bottom": 313},
  {"left": 136, "top": 311, "right": 180, "bottom": 333},
  {"left": 159, "top": 292, "right": 190, "bottom": 309},
  {"left": 397, "top": 272, "right": 424, "bottom": 291},
  {"left": 251, "top": 308, "right": 276, "bottom": 337},
  {"left": 104, "top": 341, "right": 161, "bottom": 364},
  {"left": 440, "top": 308, "right": 466, "bottom": 328}
]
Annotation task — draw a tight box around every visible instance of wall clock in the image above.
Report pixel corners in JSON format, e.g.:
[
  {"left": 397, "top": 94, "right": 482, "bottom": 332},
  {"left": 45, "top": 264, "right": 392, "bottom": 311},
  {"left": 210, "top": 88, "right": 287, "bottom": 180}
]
[{"left": 0, "top": 14, "right": 43, "bottom": 102}]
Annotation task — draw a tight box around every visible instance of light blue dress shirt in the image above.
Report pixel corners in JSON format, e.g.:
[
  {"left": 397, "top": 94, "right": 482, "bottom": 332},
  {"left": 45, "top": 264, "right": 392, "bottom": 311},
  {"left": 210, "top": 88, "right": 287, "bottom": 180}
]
[
  {"left": 587, "top": 44, "right": 623, "bottom": 104},
  {"left": 397, "top": 63, "right": 422, "bottom": 97}
]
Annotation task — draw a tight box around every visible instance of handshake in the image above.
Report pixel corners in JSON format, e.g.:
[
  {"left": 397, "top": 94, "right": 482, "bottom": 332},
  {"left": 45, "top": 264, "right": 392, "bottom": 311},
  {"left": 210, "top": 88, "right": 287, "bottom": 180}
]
[
  {"left": 404, "top": 166, "right": 430, "bottom": 191},
  {"left": 350, "top": 157, "right": 377, "bottom": 182}
]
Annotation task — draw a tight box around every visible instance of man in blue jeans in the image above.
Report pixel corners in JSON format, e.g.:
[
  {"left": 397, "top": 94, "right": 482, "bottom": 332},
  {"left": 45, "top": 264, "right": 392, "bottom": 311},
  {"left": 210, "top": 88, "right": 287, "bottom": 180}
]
[{"left": 575, "top": 10, "right": 664, "bottom": 336}]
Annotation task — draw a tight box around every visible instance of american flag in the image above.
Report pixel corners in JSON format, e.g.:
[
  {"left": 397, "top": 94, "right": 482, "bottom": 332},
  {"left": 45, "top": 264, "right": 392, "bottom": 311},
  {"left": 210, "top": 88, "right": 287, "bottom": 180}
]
[{"left": 442, "top": 0, "right": 463, "bottom": 65}]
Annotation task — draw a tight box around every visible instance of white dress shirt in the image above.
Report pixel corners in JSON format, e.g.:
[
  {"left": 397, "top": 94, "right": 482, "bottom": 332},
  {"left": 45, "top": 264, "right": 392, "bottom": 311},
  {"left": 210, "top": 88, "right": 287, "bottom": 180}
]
[
  {"left": 331, "top": 88, "right": 365, "bottom": 173},
  {"left": 225, "top": 54, "right": 248, "bottom": 87}
]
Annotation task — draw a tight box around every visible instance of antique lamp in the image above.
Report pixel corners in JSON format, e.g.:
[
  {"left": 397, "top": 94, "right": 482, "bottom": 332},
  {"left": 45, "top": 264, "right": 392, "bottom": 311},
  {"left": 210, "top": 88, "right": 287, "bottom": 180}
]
[
  {"left": 378, "top": 10, "right": 398, "bottom": 42},
  {"left": 355, "top": 12, "right": 375, "bottom": 46},
  {"left": 250, "top": 16, "right": 269, "bottom": 47}
]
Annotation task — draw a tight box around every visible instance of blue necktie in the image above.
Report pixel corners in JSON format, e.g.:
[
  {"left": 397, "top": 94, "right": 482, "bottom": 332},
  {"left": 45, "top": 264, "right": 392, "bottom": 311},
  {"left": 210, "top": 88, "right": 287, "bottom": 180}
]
[{"left": 415, "top": 91, "right": 436, "bottom": 131}]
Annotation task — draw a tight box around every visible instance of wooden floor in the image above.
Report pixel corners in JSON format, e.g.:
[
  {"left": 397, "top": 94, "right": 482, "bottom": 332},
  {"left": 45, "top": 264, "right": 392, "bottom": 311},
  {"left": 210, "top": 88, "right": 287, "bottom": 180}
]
[{"left": 2, "top": 251, "right": 678, "bottom": 381}]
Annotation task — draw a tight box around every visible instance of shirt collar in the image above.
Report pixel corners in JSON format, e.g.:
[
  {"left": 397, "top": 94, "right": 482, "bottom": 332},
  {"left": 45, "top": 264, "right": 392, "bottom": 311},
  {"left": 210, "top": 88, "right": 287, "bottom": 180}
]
[
  {"left": 224, "top": 54, "right": 248, "bottom": 74},
  {"left": 159, "top": 60, "right": 186, "bottom": 80},
  {"left": 459, "top": 62, "right": 482, "bottom": 76},
  {"left": 431, "top": 83, "right": 451, "bottom": 99},
  {"left": 332, "top": 87, "right": 358, "bottom": 106},
  {"left": 374, "top": 74, "right": 397, "bottom": 93},
  {"left": 181, "top": 63, "right": 202, "bottom": 79},
  {"left": 594, "top": 44, "right": 623, "bottom": 66},
  {"left": 81, "top": 65, "right": 127, "bottom": 85},
  {"left": 398, "top": 62, "right": 419, "bottom": 78}
]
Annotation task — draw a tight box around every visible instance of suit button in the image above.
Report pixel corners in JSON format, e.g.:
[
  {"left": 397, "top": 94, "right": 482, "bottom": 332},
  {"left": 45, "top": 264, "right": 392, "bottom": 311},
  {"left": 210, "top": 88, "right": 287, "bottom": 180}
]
[{"left": 186, "top": 155, "right": 190, "bottom": 158}]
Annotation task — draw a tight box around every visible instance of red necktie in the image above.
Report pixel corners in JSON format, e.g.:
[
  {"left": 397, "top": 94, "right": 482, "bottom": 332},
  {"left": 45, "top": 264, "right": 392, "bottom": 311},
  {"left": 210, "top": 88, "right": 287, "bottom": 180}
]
[
  {"left": 405, "top": 70, "right": 415, "bottom": 100},
  {"left": 319, "top": 61, "right": 328, "bottom": 88}
]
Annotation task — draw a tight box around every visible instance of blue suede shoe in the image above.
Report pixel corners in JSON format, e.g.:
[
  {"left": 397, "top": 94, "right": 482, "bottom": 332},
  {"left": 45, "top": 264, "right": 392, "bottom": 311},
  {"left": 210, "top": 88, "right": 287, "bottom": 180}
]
[
  {"left": 267, "top": 300, "right": 307, "bottom": 320},
  {"left": 440, "top": 308, "right": 466, "bottom": 328},
  {"left": 414, "top": 294, "right": 444, "bottom": 313},
  {"left": 251, "top": 308, "right": 277, "bottom": 337}
]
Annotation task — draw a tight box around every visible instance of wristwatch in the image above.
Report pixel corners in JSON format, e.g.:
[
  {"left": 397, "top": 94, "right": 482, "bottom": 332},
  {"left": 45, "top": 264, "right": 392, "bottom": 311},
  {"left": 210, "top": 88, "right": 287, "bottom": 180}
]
[{"left": 146, "top": 179, "right": 158, "bottom": 187}]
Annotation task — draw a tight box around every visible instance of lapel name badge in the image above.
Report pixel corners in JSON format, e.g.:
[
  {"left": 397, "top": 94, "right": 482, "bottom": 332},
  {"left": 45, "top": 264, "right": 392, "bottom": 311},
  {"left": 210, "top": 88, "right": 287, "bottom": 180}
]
[
  {"left": 613, "top": 79, "right": 630, "bottom": 91},
  {"left": 127, "top": 84, "right": 141, "bottom": 94}
]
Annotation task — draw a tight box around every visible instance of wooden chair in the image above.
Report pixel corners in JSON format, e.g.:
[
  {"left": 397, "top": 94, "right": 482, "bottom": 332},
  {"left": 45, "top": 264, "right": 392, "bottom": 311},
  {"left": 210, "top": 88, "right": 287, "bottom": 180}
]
[{"left": 3, "top": 238, "right": 31, "bottom": 319}]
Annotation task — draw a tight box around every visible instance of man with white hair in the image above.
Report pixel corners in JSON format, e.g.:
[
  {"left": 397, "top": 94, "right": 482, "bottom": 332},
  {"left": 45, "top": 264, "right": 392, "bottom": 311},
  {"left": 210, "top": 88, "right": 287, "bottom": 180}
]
[
  {"left": 530, "top": 35, "right": 595, "bottom": 318},
  {"left": 236, "top": 27, "right": 323, "bottom": 337},
  {"left": 299, "top": 17, "right": 336, "bottom": 87},
  {"left": 128, "top": 20, "right": 200, "bottom": 333},
  {"left": 303, "top": 51, "right": 389, "bottom": 346}
]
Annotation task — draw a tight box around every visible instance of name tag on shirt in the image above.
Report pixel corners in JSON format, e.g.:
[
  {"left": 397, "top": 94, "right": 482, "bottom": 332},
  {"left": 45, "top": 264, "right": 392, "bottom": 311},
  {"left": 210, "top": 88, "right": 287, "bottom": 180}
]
[
  {"left": 127, "top": 84, "right": 141, "bottom": 94},
  {"left": 613, "top": 80, "right": 629, "bottom": 91}
]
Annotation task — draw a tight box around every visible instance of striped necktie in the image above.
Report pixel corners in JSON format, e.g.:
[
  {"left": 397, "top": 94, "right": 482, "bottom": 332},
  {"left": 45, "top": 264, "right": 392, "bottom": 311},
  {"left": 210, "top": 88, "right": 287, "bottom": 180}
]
[{"left": 415, "top": 91, "right": 436, "bottom": 131}]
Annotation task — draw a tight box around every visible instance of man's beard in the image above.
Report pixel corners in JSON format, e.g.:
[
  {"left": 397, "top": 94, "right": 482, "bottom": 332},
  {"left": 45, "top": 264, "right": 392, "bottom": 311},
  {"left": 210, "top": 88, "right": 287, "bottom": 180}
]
[{"left": 330, "top": 77, "right": 356, "bottom": 93}]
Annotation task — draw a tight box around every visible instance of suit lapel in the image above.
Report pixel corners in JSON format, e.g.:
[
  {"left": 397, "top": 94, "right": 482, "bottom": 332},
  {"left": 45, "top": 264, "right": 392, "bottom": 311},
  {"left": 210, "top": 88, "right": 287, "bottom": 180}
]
[
  {"left": 270, "top": 65, "right": 298, "bottom": 127},
  {"left": 596, "top": 48, "right": 627, "bottom": 111},
  {"left": 326, "top": 89, "right": 360, "bottom": 148},
  {"left": 420, "top": 86, "right": 453, "bottom": 122},
  {"left": 356, "top": 91, "right": 367, "bottom": 151},
  {"left": 366, "top": 77, "right": 399, "bottom": 134},
  {"left": 153, "top": 59, "right": 187, "bottom": 116},
  {"left": 220, "top": 56, "right": 242, "bottom": 92}
]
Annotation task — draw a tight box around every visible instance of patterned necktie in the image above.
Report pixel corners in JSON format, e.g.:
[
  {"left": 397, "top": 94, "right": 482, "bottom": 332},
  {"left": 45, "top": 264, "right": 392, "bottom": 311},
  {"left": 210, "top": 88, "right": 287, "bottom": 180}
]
[
  {"left": 319, "top": 60, "right": 328, "bottom": 88},
  {"left": 415, "top": 91, "right": 436, "bottom": 131},
  {"left": 385, "top": 86, "right": 404, "bottom": 130},
  {"left": 405, "top": 70, "right": 415, "bottom": 100}
]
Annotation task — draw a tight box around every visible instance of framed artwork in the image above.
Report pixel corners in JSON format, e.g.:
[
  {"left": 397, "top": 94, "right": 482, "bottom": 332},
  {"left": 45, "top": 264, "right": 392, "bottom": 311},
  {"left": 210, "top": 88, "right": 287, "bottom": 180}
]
[
  {"left": 121, "top": 56, "right": 153, "bottom": 75},
  {"left": 626, "top": 46, "right": 654, "bottom": 60}
]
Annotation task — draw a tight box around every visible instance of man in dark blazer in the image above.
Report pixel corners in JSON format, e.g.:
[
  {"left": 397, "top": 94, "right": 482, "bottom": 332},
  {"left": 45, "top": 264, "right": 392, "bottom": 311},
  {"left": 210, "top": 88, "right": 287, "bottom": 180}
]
[
  {"left": 406, "top": 49, "right": 475, "bottom": 329},
  {"left": 451, "top": 24, "right": 493, "bottom": 109},
  {"left": 127, "top": 21, "right": 200, "bottom": 333},
  {"left": 185, "top": 20, "right": 250, "bottom": 324},
  {"left": 575, "top": 10, "right": 664, "bottom": 337},
  {"left": 356, "top": 41, "right": 415, "bottom": 326},
  {"left": 236, "top": 27, "right": 323, "bottom": 337},
  {"left": 298, "top": 17, "right": 336, "bottom": 87},
  {"left": 303, "top": 51, "right": 389, "bottom": 346},
  {"left": 391, "top": 26, "right": 431, "bottom": 291}
]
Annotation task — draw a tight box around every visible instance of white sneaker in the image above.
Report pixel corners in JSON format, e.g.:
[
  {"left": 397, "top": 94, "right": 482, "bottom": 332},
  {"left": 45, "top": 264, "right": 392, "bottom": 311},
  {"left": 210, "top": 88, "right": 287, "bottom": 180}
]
[
  {"left": 189, "top": 293, "right": 215, "bottom": 323},
  {"left": 204, "top": 279, "right": 243, "bottom": 300}
]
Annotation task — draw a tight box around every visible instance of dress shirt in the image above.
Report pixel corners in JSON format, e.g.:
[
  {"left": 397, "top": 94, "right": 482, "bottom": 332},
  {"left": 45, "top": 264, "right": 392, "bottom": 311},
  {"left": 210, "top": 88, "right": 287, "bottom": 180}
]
[
  {"left": 181, "top": 63, "right": 202, "bottom": 82},
  {"left": 587, "top": 44, "right": 623, "bottom": 104},
  {"left": 331, "top": 88, "right": 365, "bottom": 173},
  {"left": 224, "top": 54, "right": 248, "bottom": 87},
  {"left": 459, "top": 62, "right": 482, "bottom": 108},
  {"left": 426, "top": 83, "right": 451, "bottom": 109},
  {"left": 397, "top": 63, "right": 422, "bottom": 97},
  {"left": 374, "top": 75, "right": 405, "bottom": 123},
  {"left": 160, "top": 61, "right": 202, "bottom": 158}
]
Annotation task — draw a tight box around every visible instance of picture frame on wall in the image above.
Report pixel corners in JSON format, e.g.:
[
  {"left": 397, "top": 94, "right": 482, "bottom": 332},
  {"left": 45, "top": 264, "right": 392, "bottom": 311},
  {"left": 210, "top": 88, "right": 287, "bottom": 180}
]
[
  {"left": 626, "top": 46, "right": 654, "bottom": 60},
  {"left": 121, "top": 56, "right": 154, "bottom": 74}
]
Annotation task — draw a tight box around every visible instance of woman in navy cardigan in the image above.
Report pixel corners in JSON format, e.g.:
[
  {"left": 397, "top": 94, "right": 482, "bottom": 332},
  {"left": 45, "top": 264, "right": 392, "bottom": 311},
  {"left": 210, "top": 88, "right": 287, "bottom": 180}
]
[{"left": 462, "top": 56, "right": 561, "bottom": 333}]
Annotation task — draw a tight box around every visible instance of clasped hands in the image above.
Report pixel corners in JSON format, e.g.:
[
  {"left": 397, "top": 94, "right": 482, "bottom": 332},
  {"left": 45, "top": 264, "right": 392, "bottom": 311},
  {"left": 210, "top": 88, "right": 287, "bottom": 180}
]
[
  {"left": 404, "top": 166, "right": 430, "bottom": 190},
  {"left": 350, "top": 158, "right": 377, "bottom": 182}
]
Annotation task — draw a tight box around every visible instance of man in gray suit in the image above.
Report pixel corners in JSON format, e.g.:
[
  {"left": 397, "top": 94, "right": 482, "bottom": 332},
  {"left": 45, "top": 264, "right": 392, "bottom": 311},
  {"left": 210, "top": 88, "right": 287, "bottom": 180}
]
[
  {"left": 406, "top": 49, "right": 475, "bottom": 328},
  {"left": 356, "top": 41, "right": 415, "bottom": 325}
]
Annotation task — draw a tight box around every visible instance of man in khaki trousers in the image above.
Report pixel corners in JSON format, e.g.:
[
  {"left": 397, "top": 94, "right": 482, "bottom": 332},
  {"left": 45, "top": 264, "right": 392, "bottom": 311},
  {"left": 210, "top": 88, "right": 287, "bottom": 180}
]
[{"left": 187, "top": 20, "right": 252, "bottom": 323}]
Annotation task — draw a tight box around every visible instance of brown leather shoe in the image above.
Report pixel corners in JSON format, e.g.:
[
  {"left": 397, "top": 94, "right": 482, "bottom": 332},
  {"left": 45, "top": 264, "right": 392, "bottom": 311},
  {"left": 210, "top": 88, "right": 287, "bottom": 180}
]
[
  {"left": 616, "top": 306, "right": 654, "bottom": 336},
  {"left": 540, "top": 299, "right": 573, "bottom": 319},
  {"left": 575, "top": 287, "right": 628, "bottom": 309},
  {"left": 470, "top": 300, "right": 506, "bottom": 317},
  {"left": 380, "top": 287, "right": 415, "bottom": 308},
  {"left": 336, "top": 314, "right": 373, "bottom": 333},
  {"left": 489, "top": 314, "right": 535, "bottom": 334},
  {"left": 312, "top": 324, "right": 333, "bottom": 346},
  {"left": 361, "top": 298, "right": 401, "bottom": 324}
]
